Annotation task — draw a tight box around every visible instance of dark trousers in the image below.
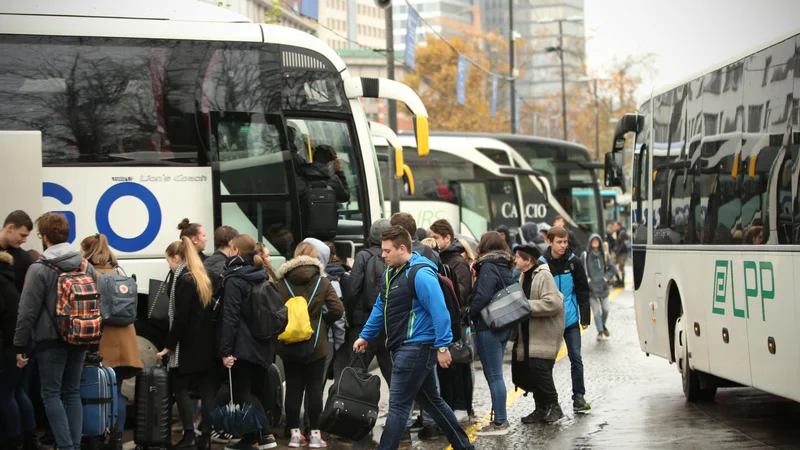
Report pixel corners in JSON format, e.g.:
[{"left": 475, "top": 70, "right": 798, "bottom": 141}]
[
  {"left": 0, "top": 347, "right": 36, "bottom": 438},
  {"left": 230, "top": 359, "right": 272, "bottom": 439},
  {"left": 334, "top": 325, "right": 392, "bottom": 385},
  {"left": 170, "top": 369, "right": 216, "bottom": 434},
  {"left": 529, "top": 358, "right": 558, "bottom": 408},
  {"left": 563, "top": 324, "right": 586, "bottom": 398},
  {"left": 285, "top": 357, "right": 326, "bottom": 430},
  {"left": 437, "top": 363, "right": 472, "bottom": 414}
]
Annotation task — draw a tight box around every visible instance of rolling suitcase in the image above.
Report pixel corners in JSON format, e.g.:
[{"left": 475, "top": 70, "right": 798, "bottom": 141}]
[
  {"left": 81, "top": 354, "right": 118, "bottom": 437},
  {"left": 134, "top": 363, "right": 171, "bottom": 448},
  {"left": 319, "top": 354, "right": 380, "bottom": 441}
]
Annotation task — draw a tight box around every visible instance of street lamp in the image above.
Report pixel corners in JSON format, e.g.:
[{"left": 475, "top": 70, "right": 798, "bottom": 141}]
[
  {"left": 534, "top": 16, "right": 583, "bottom": 141},
  {"left": 577, "top": 76, "right": 612, "bottom": 161}
]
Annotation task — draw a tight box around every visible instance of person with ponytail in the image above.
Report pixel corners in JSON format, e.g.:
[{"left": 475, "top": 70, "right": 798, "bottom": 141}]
[
  {"left": 156, "top": 237, "right": 216, "bottom": 449},
  {"left": 177, "top": 218, "right": 209, "bottom": 262},
  {"left": 255, "top": 242, "right": 278, "bottom": 282},
  {"left": 80, "top": 234, "right": 143, "bottom": 450},
  {"left": 218, "top": 234, "right": 278, "bottom": 449}
]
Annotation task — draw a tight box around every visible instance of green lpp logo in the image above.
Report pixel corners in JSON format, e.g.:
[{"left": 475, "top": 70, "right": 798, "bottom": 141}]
[{"left": 712, "top": 260, "right": 775, "bottom": 321}]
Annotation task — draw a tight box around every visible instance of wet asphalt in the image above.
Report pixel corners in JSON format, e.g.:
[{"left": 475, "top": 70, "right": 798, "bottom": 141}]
[{"left": 123, "top": 279, "right": 800, "bottom": 450}]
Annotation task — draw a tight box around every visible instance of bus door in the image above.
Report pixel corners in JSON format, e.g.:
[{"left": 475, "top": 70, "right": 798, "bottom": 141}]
[{"left": 450, "top": 178, "right": 520, "bottom": 240}]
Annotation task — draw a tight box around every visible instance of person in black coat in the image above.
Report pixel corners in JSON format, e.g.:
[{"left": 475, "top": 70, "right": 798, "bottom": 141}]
[
  {"left": 218, "top": 235, "right": 278, "bottom": 449},
  {"left": 469, "top": 231, "right": 516, "bottom": 435},
  {"left": 296, "top": 145, "right": 351, "bottom": 203},
  {"left": 157, "top": 237, "right": 216, "bottom": 450}
]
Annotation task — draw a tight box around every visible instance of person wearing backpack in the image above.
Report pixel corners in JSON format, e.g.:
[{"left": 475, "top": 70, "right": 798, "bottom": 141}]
[
  {"left": 204, "top": 226, "right": 240, "bottom": 291},
  {"left": 469, "top": 232, "right": 516, "bottom": 436},
  {"left": 296, "top": 145, "right": 351, "bottom": 203},
  {"left": 333, "top": 219, "right": 392, "bottom": 389},
  {"left": 276, "top": 242, "right": 343, "bottom": 449},
  {"left": 582, "top": 234, "right": 617, "bottom": 341},
  {"left": 513, "top": 243, "right": 565, "bottom": 424},
  {"left": 218, "top": 234, "right": 281, "bottom": 450},
  {"left": 155, "top": 237, "right": 216, "bottom": 450},
  {"left": 80, "top": 234, "right": 143, "bottom": 450},
  {"left": 13, "top": 213, "right": 99, "bottom": 450}
]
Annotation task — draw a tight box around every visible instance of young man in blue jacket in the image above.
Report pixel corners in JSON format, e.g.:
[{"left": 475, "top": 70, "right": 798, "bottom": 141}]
[
  {"left": 540, "top": 226, "right": 592, "bottom": 414},
  {"left": 354, "top": 226, "right": 473, "bottom": 450}
]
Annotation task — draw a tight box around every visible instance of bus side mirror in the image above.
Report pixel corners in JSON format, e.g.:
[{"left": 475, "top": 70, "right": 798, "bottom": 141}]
[{"left": 605, "top": 152, "right": 624, "bottom": 187}]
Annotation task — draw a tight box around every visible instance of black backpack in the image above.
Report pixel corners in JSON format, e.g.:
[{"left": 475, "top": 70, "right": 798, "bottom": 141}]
[
  {"left": 247, "top": 280, "right": 289, "bottom": 341},
  {"left": 407, "top": 264, "right": 464, "bottom": 343},
  {"left": 303, "top": 180, "right": 337, "bottom": 241},
  {"left": 360, "top": 247, "right": 386, "bottom": 314}
]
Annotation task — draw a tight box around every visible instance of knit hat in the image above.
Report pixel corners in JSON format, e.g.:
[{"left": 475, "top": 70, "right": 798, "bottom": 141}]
[{"left": 369, "top": 218, "right": 392, "bottom": 244}]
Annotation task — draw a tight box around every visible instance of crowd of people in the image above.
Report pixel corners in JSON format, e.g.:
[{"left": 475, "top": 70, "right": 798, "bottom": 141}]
[{"left": 0, "top": 206, "right": 629, "bottom": 450}]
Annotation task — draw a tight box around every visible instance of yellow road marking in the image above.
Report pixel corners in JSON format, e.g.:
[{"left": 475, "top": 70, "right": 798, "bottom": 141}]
[{"left": 447, "top": 284, "right": 627, "bottom": 449}]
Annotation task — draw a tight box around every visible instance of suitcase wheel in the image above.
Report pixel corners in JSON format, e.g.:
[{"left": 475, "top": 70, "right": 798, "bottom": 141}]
[{"left": 368, "top": 417, "right": 376, "bottom": 428}]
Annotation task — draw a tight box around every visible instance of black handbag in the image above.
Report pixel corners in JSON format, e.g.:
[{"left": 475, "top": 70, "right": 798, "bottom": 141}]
[
  {"left": 147, "top": 274, "right": 171, "bottom": 329},
  {"left": 480, "top": 280, "right": 531, "bottom": 331},
  {"left": 449, "top": 320, "right": 473, "bottom": 364}
]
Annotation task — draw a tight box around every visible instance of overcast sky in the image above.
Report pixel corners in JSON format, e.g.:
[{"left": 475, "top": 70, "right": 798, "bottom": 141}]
[{"left": 584, "top": 0, "right": 798, "bottom": 102}]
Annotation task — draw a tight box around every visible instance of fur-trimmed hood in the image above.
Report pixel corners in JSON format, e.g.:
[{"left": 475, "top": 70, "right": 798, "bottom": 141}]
[
  {"left": 0, "top": 251, "right": 13, "bottom": 265},
  {"left": 277, "top": 255, "right": 326, "bottom": 284},
  {"left": 476, "top": 250, "right": 512, "bottom": 266}
]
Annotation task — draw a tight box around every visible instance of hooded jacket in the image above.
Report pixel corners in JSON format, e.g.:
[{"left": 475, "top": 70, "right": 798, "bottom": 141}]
[
  {"left": 297, "top": 161, "right": 350, "bottom": 203},
  {"left": 275, "top": 256, "right": 343, "bottom": 363},
  {"left": 440, "top": 240, "right": 473, "bottom": 304},
  {"left": 303, "top": 237, "right": 347, "bottom": 350},
  {"left": 470, "top": 251, "right": 516, "bottom": 332},
  {"left": 540, "top": 247, "right": 590, "bottom": 328},
  {"left": 1, "top": 252, "right": 19, "bottom": 351},
  {"left": 515, "top": 263, "right": 565, "bottom": 360},
  {"left": 519, "top": 223, "right": 549, "bottom": 255},
  {"left": 13, "top": 243, "right": 97, "bottom": 351},
  {"left": 583, "top": 234, "right": 616, "bottom": 298},
  {"left": 347, "top": 245, "right": 385, "bottom": 327},
  {"left": 360, "top": 252, "right": 453, "bottom": 351},
  {"left": 219, "top": 255, "right": 274, "bottom": 367}
]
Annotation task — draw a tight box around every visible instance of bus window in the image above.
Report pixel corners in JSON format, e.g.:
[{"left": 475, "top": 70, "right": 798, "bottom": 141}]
[{"left": 455, "top": 181, "right": 491, "bottom": 238}]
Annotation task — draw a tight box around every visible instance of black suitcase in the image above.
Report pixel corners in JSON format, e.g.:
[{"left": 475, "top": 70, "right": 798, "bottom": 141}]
[
  {"left": 319, "top": 354, "right": 380, "bottom": 441},
  {"left": 134, "top": 364, "right": 171, "bottom": 448}
]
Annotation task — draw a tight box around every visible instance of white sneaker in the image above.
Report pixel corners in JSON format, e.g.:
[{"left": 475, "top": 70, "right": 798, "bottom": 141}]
[
  {"left": 308, "top": 430, "right": 327, "bottom": 449},
  {"left": 454, "top": 409, "right": 470, "bottom": 424},
  {"left": 288, "top": 429, "right": 307, "bottom": 448}
]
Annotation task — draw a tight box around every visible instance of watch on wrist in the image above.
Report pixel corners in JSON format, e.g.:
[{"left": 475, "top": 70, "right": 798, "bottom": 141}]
[{"left": 438, "top": 347, "right": 448, "bottom": 353}]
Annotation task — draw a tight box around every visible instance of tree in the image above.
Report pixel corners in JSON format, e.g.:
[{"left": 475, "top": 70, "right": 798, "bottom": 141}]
[{"left": 402, "top": 34, "right": 526, "bottom": 132}]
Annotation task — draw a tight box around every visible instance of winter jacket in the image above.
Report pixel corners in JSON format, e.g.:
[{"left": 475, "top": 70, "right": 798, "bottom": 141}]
[
  {"left": 302, "top": 238, "right": 347, "bottom": 351},
  {"left": 0, "top": 245, "right": 32, "bottom": 293},
  {"left": 164, "top": 271, "right": 216, "bottom": 374},
  {"left": 469, "top": 251, "right": 516, "bottom": 332},
  {"left": 275, "top": 256, "right": 343, "bottom": 363},
  {"left": 204, "top": 250, "right": 228, "bottom": 292},
  {"left": 346, "top": 246, "right": 385, "bottom": 326},
  {"left": 93, "top": 263, "right": 144, "bottom": 379},
  {"left": 514, "top": 264, "right": 565, "bottom": 360},
  {"left": 519, "top": 223, "right": 549, "bottom": 256},
  {"left": 360, "top": 252, "right": 453, "bottom": 351},
  {"left": 218, "top": 255, "right": 274, "bottom": 368},
  {"left": 583, "top": 234, "right": 616, "bottom": 298},
  {"left": 13, "top": 243, "right": 97, "bottom": 352},
  {"left": 440, "top": 241, "right": 473, "bottom": 305},
  {"left": 297, "top": 161, "right": 350, "bottom": 203},
  {"left": 540, "top": 247, "right": 590, "bottom": 329},
  {"left": 0, "top": 252, "right": 19, "bottom": 351}
]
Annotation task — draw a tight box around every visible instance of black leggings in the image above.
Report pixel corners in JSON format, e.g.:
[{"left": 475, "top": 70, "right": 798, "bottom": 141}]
[
  {"left": 170, "top": 369, "right": 216, "bottom": 434},
  {"left": 230, "top": 359, "right": 271, "bottom": 420},
  {"left": 284, "top": 357, "right": 326, "bottom": 430}
]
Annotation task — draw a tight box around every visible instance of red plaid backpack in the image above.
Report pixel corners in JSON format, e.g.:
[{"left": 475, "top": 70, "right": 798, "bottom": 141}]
[{"left": 41, "top": 259, "right": 103, "bottom": 345}]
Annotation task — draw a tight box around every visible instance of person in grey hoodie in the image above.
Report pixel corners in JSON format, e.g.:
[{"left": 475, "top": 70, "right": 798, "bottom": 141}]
[
  {"left": 13, "top": 213, "right": 97, "bottom": 450},
  {"left": 581, "top": 234, "right": 616, "bottom": 341}
]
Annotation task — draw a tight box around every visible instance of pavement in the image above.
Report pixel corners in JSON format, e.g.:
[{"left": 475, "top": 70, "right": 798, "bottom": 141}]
[{"left": 104, "top": 271, "right": 800, "bottom": 449}]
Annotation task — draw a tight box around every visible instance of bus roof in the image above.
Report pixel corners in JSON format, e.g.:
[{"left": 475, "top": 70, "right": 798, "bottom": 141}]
[
  {"left": 2, "top": 0, "right": 253, "bottom": 23},
  {"left": 423, "top": 131, "right": 593, "bottom": 157}
]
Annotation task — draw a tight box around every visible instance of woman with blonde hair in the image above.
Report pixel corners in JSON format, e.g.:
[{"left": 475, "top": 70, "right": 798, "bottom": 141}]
[
  {"left": 80, "top": 234, "right": 143, "bottom": 450},
  {"left": 219, "top": 234, "right": 279, "bottom": 449},
  {"left": 255, "top": 242, "right": 278, "bottom": 282},
  {"left": 156, "top": 237, "right": 216, "bottom": 449}
]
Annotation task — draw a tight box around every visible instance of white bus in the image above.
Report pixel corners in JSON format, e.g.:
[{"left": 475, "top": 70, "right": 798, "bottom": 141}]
[
  {"left": 606, "top": 30, "right": 800, "bottom": 402},
  {"left": 374, "top": 135, "right": 523, "bottom": 239},
  {"left": 0, "top": 0, "right": 429, "bottom": 350}
]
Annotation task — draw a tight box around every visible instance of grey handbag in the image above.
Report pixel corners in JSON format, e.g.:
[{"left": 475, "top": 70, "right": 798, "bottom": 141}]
[{"left": 480, "top": 282, "right": 531, "bottom": 331}]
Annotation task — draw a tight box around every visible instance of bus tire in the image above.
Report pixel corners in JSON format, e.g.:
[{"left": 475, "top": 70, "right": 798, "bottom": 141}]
[{"left": 674, "top": 315, "right": 716, "bottom": 402}]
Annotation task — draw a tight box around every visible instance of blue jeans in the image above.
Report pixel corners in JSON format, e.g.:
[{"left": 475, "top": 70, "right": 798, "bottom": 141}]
[
  {"left": 475, "top": 328, "right": 511, "bottom": 423},
  {"left": 591, "top": 296, "right": 611, "bottom": 333},
  {"left": 38, "top": 347, "right": 86, "bottom": 450},
  {"left": 406, "top": 369, "right": 439, "bottom": 427},
  {"left": 0, "top": 347, "right": 36, "bottom": 438},
  {"left": 563, "top": 324, "right": 585, "bottom": 398},
  {"left": 380, "top": 343, "right": 473, "bottom": 450}
]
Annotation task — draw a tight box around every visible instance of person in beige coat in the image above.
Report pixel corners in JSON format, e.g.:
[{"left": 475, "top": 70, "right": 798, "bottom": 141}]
[
  {"left": 81, "top": 234, "right": 143, "bottom": 449},
  {"left": 512, "top": 243, "right": 565, "bottom": 425}
]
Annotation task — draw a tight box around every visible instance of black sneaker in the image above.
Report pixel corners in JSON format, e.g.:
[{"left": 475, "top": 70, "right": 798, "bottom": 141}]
[
  {"left": 401, "top": 428, "right": 412, "bottom": 443},
  {"left": 408, "top": 415, "right": 424, "bottom": 432},
  {"left": 543, "top": 404, "right": 564, "bottom": 423},
  {"left": 418, "top": 425, "right": 440, "bottom": 440},
  {"left": 573, "top": 395, "right": 591, "bottom": 414},
  {"left": 521, "top": 409, "right": 546, "bottom": 424}
]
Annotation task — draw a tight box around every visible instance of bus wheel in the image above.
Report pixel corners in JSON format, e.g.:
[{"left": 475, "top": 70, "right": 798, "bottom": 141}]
[{"left": 674, "top": 315, "right": 716, "bottom": 402}]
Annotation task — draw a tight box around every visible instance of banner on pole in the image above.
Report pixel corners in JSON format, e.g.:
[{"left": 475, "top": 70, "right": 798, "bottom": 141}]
[
  {"left": 404, "top": 8, "right": 419, "bottom": 69},
  {"left": 456, "top": 55, "right": 468, "bottom": 105},
  {"left": 490, "top": 76, "right": 498, "bottom": 118},
  {"left": 515, "top": 96, "right": 521, "bottom": 132}
]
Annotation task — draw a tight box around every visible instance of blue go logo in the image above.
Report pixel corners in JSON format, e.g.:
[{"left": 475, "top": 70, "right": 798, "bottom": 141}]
[{"left": 43, "top": 182, "right": 162, "bottom": 253}]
